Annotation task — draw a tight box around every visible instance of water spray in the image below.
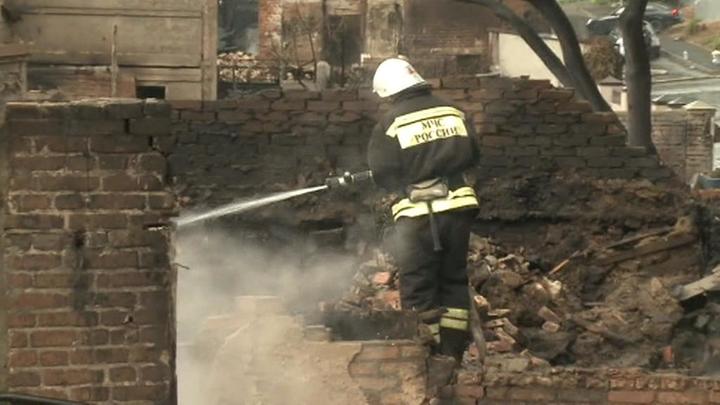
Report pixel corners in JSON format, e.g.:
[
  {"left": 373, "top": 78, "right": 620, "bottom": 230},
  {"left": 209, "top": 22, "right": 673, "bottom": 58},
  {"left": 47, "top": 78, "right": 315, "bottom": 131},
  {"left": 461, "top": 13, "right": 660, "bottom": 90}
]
[{"left": 173, "top": 171, "right": 373, "bottom": 227}]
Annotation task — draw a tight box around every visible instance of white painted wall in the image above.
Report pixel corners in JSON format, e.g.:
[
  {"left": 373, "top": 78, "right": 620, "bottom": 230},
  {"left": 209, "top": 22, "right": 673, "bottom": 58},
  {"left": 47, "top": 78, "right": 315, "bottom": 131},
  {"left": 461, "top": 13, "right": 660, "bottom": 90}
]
[{"left": 490, "top": 31, "right": 565, "bottom": 86}]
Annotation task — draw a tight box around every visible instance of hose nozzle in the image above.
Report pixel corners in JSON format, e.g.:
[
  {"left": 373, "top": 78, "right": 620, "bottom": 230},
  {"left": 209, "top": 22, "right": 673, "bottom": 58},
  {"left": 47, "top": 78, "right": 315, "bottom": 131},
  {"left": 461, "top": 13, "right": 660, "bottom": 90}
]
[{"left": 325, "top": 170, "right": 373, "bottom": 189}]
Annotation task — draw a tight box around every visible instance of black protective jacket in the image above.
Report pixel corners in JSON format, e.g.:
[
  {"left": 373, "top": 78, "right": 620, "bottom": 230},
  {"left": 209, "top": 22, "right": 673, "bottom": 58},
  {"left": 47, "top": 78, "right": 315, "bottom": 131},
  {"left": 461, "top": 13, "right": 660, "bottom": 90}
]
[{"left": 367, "top": 86, "right": 480, "bottom": 194}]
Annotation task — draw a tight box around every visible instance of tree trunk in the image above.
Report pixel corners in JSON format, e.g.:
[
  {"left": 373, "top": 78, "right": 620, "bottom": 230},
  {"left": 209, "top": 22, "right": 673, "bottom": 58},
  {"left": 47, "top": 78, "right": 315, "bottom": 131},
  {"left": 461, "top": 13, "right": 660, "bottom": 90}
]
[
  {"left": 530, "top": 0, "right": 612, "bottom": 112},
  {"left": 619, "top": 0, "right": 655, "bottom": 152},
  {"left": 455, "top": 0, "right": 575, "bottom": 89}
]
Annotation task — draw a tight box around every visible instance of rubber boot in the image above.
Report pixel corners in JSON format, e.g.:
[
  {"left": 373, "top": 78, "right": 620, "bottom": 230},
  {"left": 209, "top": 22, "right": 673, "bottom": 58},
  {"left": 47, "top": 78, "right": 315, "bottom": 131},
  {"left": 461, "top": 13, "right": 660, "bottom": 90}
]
[{"left": 439, "top": 327, "right": 470, "bottom": 363}]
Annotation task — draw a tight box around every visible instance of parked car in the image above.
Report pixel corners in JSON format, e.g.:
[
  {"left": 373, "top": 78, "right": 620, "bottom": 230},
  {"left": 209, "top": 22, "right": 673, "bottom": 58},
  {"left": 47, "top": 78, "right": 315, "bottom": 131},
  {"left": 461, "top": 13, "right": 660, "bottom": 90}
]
[
  {"left": 587, "top": 1, "right": 682, "bottom": 36},
  {"left": 610, "top": 21, "right": 662, "bottom": 60}
]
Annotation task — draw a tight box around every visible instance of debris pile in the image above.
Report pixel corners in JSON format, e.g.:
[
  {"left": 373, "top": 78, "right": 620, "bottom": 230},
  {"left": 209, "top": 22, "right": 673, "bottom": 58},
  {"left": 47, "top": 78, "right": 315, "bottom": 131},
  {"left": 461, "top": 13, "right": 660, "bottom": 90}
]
[
  {"left": 329, "top": 216, "right": 713, "bottom": 372},
  {"left": 217, "top": 51, "right": 278, "bottom": 83}
]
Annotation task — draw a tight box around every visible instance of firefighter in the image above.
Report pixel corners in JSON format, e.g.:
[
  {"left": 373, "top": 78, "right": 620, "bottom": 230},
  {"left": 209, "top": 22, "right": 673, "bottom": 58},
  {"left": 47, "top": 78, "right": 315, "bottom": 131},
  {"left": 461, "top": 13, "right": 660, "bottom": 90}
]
[{"left": 367, "top": 57, "right": 480, "bottom": 362}]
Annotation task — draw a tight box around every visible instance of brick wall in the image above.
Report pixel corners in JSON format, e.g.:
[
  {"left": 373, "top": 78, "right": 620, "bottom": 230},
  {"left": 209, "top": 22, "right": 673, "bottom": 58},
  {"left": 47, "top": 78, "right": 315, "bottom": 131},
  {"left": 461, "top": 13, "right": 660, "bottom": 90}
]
[
  {"left": 636, "top": 108, "right": 716, "bottom": 182},
  {"left": 257, "top": 0, "right": 283, "bottom": 60},
  {"left": 448, "top": 368, "right": 720, "bottom": 404},
  {"left": 2, "top": 100, "right": 177, "bottom": 403},
  {"left": 169, "top": 76, "right": 674, "bottom": 210}
]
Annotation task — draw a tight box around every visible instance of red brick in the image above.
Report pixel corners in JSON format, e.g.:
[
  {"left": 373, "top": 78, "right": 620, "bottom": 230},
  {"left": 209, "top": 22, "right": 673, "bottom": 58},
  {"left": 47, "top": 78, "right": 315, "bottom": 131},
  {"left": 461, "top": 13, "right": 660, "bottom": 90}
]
[
  {"left": 8, "top": 119, "right": 65, "bottom": 136},
  {"left": 54, "top": 194, "right": 84, "bottom": 209},
  {"left": 481, "top": 136, "right": 515, "bottom": 146},
  {"left": 137, "top": 152, "right": 167, "bottom": 173},
  {"left": 657, "top": 390, "right": 707, "bottom": 404},
  {"left": 37, "top": 312, "right": 98, "bottom": 327},
  {"left": 112, "top": 384, "right": 169, "bottom": 401},
  {"left": 13, "top": 292, "right": 70, "bottom": 310},
  {"left": 97, "top": 271, "right": 167, "bottom": 288},
  {"left": 10, "top": 331, "right": 28, "bottom": 348},
  {"left": 6, "top": 253, "right": 62, "bottom": 270},
  {"left": 180, "top": 110, "right": 216, "bottom": 121},
  {"left": 271, "top": 99, "right": 306, "bottom": 111},
  {"left": 5, "top": 233, "right": 32, "bottom": 250},
  {"left": 608, "top": 390, "right": 656, "bottom": 403},
  {"left": 67, "top": 213, "right": 128, "bottom": 229},
  {"left": 9, "top": 136, "right": 33, "bottom": 154},
  {"left": 8, "top": 312, "right": 36, "bottom": 327},
  {"left": 100, "top": 310, "right": 132, "bottom": 326},
  {"left": 69, "top": 348, "right": 93, "bottom": 365},
  {"left": 44, "top": 369, "right": 104, "bottom": 386},
  {"left": 69, "top": 387, "right": 110, "bottom": 402},
  {"left": 8, "top": 370, "right": 41, "bottom": 387},
  {"left": 80, "top": 329, "right": 109, "bottom": 345},
  {"left": 129, "top": 347, "right": 163, "bottom": 362},
  {"left": 34, "top": 136, "right": 87, "bottom": 153},
  {"left": 139, "top": 326, "right": 167, "bottom": 344},
  {"left": 31, "top": 233, "right": 70, "bottom": 251},
  {"left": 90, "top": 135, "right": 150, "bottom": 153},
  {"left": 307, "top": 100, "right": 340, "bottom": 112},
  {"left": 110, "top": 366, "right": 137, "bottom": 382},
  {"left": 710, "top": 391, "right": 720, "bottom": 403},
  {"left": 19, "top": 387, "right": 68, "bottom": 400},
  {"left": 134, "top": 307, "right": 169, "bottom": 325},
  {"left": 147, "top": 193, "right": 175, "bottom": 210},
  {"left": 88, "top": 193, "right": 146, "bottom": 209},
  {"left": 101, "top": 173, "right": 163, "bottom": 191},
  {"left": 141, "top": 365, "right": 171, "bottom": 382},
  {"left": 111, "top": 328, "right": 138, "bottom": 345},
  {"left": 11, "top": 156, "right": 67, "bottom": 171},
  {"left": 39, "top": 350, "right": 69, "bottom": 366},
  {"left": 97, "top": 154, "right": 129, "bottom": 170},
  {"left": 35, "top": 174, "right": 99, "bottom": 191},
  {"left": 69, "top": 120, "right": 126, "bottom": 136},
  {"left": 83, "top": 249, "right": 138, "bottom": 269},
  {"left": 95, "top": 347, "right": 130, "bottom": 363},
  {"left": 92, "top": 292, "right": 137, "bottom": 308},
  {"left": 216, "top": 110, "right": 252, "bottom": 122},
  {"left": 9, "top": 350, "right": 38, "bottom": 367},
  {"left": 558, "top": 388, "right": 607, "bottom": 402},
  {"left": 30, "top": 330, "right": 77, "bottom": 347},
  {"left": 33, "top": 273, "right": 78, "bottom": 289},
  {"left": 5, "top": 214, "right": 63, "bottom": 229},
  {"left": 7, "top": 273, "right": 33, "bottom": 288},
  {"left": 507, "top": 387, "right": 555, "bottom": 401}
]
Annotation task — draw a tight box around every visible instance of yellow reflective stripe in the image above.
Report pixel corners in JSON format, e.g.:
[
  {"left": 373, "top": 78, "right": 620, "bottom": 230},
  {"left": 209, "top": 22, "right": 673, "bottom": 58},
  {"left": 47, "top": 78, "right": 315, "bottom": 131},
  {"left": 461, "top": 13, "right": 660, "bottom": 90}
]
[
  {"left": 428, "top": 323, "right": 440, "bottom": 343},
  {"left": 392, "top": 186, "right": 478, "bottom": 221},
  {"left": 386, "top": 106, "right": 466, "bottom": 138},
  {"left": 440, "top": 318, "right": 469, "bottom": 331},
  {"left": 445, "top": 308, "right": 469, "bottom": 320}
]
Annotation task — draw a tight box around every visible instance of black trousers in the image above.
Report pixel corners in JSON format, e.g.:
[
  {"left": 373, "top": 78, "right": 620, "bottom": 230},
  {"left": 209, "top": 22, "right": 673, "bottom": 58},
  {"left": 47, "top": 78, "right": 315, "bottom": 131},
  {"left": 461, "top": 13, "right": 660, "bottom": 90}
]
[{"left": 392, "top": 209, "right": 475, "bottom": 314}]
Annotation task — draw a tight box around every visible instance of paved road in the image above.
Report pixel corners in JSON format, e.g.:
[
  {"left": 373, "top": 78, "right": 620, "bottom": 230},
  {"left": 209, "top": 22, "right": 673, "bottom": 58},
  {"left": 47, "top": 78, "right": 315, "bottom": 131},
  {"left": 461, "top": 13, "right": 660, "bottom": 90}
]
[{"left": 660, "top": 34, "right": 720, "bottom": 73}]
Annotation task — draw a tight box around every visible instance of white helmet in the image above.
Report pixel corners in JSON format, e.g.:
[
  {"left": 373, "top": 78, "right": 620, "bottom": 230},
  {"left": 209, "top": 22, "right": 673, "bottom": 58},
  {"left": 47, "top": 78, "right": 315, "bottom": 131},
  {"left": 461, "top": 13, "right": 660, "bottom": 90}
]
[{"left": 372, "top": 57, "right": 427, "bottom": 98}]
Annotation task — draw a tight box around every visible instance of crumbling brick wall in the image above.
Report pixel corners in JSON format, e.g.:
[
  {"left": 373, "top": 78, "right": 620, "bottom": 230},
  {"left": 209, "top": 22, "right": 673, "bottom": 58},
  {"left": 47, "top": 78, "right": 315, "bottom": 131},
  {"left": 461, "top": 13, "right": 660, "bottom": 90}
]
[
  {"left": 169, "top": 75, "right": 674, "bottom": 210},
  {"left": 637, "top": 109, "right": 716, "bottom": 182},
  {"left": 449, "top": 367, "right": 720, "bottom": 404},
  {"left": 2, "top": 100, "right": 177, "bottom": 403}
]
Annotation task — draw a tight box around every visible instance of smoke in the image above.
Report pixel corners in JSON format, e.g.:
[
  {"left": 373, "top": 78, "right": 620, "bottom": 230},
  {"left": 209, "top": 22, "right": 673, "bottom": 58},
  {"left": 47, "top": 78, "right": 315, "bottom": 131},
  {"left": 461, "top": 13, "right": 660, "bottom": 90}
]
[{"left": 175, "top": 224, "right": 365, "bottom": 404}]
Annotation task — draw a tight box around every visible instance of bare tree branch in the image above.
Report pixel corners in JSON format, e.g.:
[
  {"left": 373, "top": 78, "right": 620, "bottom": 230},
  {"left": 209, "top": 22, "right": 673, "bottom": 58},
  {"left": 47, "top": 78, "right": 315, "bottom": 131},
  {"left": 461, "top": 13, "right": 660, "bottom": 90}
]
[
  {"left": 620, "top": 0, "right": 655, "bottom": 152},
  {"left": 453, "top": 0, "right": 575, "bottom": 89},
  {"left": 530, "top": 0, "right": 612, "bottom": 112}
]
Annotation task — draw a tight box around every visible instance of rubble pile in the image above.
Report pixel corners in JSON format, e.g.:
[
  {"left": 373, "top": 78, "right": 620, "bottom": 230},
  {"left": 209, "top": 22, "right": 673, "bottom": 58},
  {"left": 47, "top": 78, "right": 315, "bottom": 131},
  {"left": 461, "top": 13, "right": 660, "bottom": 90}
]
[
  {"left": 217, "top": 51, "right": 278, "bottom": 83},
  {"left": 328, "top": 215, "right": 716, "bottom": 372}
]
